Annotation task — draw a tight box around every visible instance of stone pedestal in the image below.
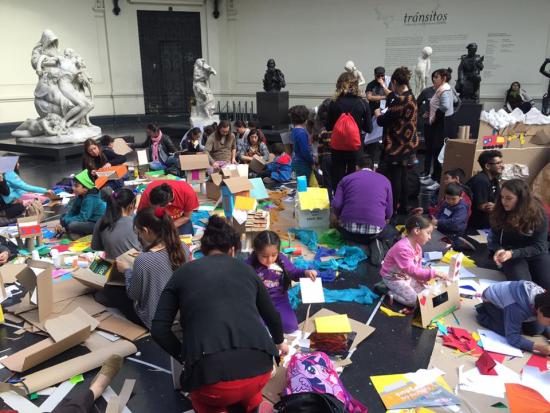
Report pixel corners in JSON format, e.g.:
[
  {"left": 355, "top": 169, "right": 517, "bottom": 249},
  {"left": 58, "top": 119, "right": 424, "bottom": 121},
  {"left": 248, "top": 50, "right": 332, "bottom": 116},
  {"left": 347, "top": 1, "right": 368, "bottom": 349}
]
[
  {"left": 14, "top": 125, "right": 102, "bottom": 145},
  {"left": 189, "top": 107, "right": 220, "bottom": 128},
  {"left": 453, "top": 102, "right": 483, "bottom": 139},
  {"left": 256, "top": 91, "right": 289, "bottom": 129}
]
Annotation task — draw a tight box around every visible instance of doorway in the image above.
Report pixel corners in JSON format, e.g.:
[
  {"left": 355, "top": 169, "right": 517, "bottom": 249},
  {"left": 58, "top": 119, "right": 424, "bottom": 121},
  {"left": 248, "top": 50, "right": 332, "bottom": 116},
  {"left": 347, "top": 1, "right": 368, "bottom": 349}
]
[{"left": 137, "top": 10, "right": 202, "bottom": 115}]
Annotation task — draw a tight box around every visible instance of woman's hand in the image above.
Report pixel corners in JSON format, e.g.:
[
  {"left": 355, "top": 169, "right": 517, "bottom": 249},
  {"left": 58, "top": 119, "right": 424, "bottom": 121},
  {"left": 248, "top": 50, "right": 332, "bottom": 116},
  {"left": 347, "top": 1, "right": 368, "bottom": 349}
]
[
  {"left": 494, "top": 249, "right": 512, "bottom": 265},
  {"left": 435, "top": 270, "right": 451, "bottom": 281},
  {"left": 277, "top": 342, "right": 289, "bottom": 357},
  {"left": 104, "top": 163, "right": 112, "bottom": 169},
  {"left": 116, "top": 258, "right": 131, "bottom": 273},
  {"left": 304, "top": 270, "right": 317, "bottom": 281}
]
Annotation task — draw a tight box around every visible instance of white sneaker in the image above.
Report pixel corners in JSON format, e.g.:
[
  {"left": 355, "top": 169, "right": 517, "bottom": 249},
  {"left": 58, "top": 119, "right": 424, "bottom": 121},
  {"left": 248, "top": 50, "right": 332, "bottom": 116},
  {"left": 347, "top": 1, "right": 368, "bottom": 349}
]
[
  {"left": 426, "top": 182, "right": 440, "bottom": 191},
  {"left": 421, "top": 177, "right": 436, "bottom": 186}
]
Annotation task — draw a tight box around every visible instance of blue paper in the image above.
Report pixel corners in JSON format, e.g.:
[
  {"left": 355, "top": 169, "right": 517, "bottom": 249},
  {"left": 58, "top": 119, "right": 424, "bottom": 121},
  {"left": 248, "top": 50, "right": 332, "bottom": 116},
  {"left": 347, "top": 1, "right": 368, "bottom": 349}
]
[
  {"left": 297, "top": 176, "right": 308, "bottom": 192},
  {"left": 249, "top": 178, "right": 269, "bottom": 200},
  {"left": 288, "top": 284, "right": 378, "bottom": 309}
]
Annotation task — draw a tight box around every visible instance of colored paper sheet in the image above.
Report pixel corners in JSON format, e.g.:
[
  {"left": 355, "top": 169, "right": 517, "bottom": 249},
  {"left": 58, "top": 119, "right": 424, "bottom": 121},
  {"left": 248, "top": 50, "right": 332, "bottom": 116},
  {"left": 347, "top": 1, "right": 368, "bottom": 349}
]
[
  {"left": 52, "top": 269, "right": 71, "bottom": 279},
  {"left": 476, "top": 351, "right": 497, "bottom": 375},
  {"left": 299, "top": 278, "right": 325, "bottom": 304},
  {"left": 69, "top": 374, "right": 84, "bottom": 385},
  {"left": 487, "top": 351, "right": 506, "bottom": 364},
  {"left": 234, "top": 196, "right": 257, "bottom": 211},
  {"left": 526, "top": 354, "right": 549, "bottom": 372},
  {"left": 314, "top": 314, "right": 352, "bottom": 333},
  {"left": 298, "top": 187, "right": 329, "bottom": 211},
  {"left": 249, "top": 178, "right": 269, "bottom": 200},
  {"left": 191, "top": 170, "right": 200, "bottom": 180},
  {"left": 478, "top": 329, "right": 523, "bottom": 358},
  {"left": 505, "top": 383, "right": 550, "bottom": 413},
  {"left": 380, "top": 306, "right": 405, "bottom": 317}
]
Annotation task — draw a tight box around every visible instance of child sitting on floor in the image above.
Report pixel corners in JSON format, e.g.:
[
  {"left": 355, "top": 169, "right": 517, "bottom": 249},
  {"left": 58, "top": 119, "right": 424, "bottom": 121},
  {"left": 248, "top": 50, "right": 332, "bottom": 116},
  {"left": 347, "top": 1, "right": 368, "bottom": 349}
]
[
  {"left": 432, "top": 183, "right": 469, "bottom": 238},
  {"left": 381, "top": 215, "right": 450, "bottom": 307},
  {"left": 428, "top": 168, "right": 472, "bottom": 217},
  {"left": 56, "top": 170, "right": 106, "bottom": 240},
  {"left": 260, "top": 143, "right": 292, "bottom": 185},
  {"left": 246, "top": 230, "right": 317, "bottom": 333},
  {"left": 476, "top": 280, "right": 550, "bottom": 355}
]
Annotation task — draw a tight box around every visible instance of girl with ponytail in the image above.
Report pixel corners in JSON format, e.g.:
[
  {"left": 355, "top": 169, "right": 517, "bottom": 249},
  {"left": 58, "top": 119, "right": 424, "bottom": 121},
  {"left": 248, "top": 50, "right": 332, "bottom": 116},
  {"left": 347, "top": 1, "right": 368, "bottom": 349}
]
[
  {"left": 92, "top": 188, "right": 140, "bottom": 259},
  {"left": 115, "top": 206, "right": 188, "bottom": 329}
]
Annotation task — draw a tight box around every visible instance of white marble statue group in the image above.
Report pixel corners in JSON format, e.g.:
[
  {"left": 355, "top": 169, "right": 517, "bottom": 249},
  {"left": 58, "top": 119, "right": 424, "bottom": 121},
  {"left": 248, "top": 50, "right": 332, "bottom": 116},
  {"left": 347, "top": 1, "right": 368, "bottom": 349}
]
[
  {"left": 12, "top": 29, "right": 101, "bottom": 144},
  {"left": 191, "top": 58, "right": 218, "bottom": 124}
]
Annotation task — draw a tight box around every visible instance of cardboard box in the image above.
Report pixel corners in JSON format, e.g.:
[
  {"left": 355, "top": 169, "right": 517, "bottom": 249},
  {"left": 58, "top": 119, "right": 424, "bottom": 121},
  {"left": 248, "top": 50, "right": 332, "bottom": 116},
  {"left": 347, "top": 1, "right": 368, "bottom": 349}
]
[
  {"left": 249, "top": 155, "right": 267, "bottom": 173},
  {"left": 416, "top": 281, "right": 460, "bottom": 328},
  {"left": 440, "top": 139, "right": 477, "bottom": 181},
  {"left": 112, "top": 138, "right": 133, "bottom": 155},
  {"left": 0, "top": 308, "right": 95, "bottom": 372},
  {"left": 221, "top": 177, "right": 252, "bottom": 219},
  {"left": 179, "top": 153, "right": 210, "bottom": 184},
  {"left": 73, "top": 249, "right": 138, "bottom": 289},
  {"left": 295, "top": 189, "right": 330, "bottom": 229},
  {"left": 205, "top": 172, "right": 223, "bottom": 201},
  {"left": 17, "top": 216, "right": 41, "bottom": 239},
  {"left": 15, "top": 260, "right": 54, "bottom": 323}
]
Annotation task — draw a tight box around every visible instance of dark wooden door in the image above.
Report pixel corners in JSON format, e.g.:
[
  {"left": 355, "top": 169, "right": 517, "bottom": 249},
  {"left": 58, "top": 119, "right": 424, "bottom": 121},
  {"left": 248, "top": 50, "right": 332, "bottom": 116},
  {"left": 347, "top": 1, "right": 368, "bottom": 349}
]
[{"left": 137, "top": 11, "right": 202, "bottom": 115}]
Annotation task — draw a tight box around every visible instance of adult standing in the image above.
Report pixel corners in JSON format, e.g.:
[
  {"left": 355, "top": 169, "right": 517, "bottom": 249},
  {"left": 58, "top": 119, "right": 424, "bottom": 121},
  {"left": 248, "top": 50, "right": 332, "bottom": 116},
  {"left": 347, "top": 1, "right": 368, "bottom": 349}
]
[
  {"left": 364, "top": 67, "right": 391, "bottom": 164},
  {"left": 375, "top": 67, "right": 418, "bottom": 215},
  {"left": 417, "top": 81, "right": 436, "bottom": 179},
  {"left": 466, "top": 150, "right": 503, "bottom": 229},
  {"left": 132, "top": 124, "right": 178, "bottom": 171},
  {"left": 151, "top": 216, "right": 287, "bottom": 413},
  {"left": 489, "top": 179, "right": 550, "bottom": 290},
  {"left": 326, "top": 72, "right": 372, "bottom": 189},
  {"left": 421, "top": 68, "right": 455, "bottom": 189},
  {"left": 332, "top": 155, "right": 393, "bottom": 244},
  {"left": 138, "top": 180, "right": 199, "bottom": 235},
  {"left": 204, "top": 120, "right": 237, "bottom": 167}
]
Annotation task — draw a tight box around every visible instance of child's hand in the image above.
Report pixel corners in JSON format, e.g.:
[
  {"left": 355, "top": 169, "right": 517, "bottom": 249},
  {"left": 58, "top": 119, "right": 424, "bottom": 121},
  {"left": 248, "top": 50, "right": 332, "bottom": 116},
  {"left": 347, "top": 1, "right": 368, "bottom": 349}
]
[
  {"left": 116, "top": 258, "right": 131, "bottom": 273},
  {"left": 304, "top": 270, "right": 317, "bottom": 281},
  {"left": 435, "top": 270, "right": 451, "bottom": 281},
  {"left": 534, "top": 342, "right": 550, "bottom": 357},
  {"left": 55, "top": 224, "right": 64, "bottom": 234}
]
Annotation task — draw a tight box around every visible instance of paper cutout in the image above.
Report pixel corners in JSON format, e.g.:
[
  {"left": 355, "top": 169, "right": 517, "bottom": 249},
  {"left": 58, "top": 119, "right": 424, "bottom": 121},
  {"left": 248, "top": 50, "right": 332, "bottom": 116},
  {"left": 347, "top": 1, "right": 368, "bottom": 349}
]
[
  {"left": 379, "top": 306, "right": 405, "bottom": 317},
  {"left": 191, "top": 170, "right": 200, "bottom": 180},
  {"left": 314, "top": 314, "right": 352, "bottom": 333},
  {"left": 298, "top": 187, "right": 330, "bottom": 211},
  {"left": 487, "top": 351, "right": 506, "bottom": 364},
  {"left": 249, "top": 178, "right": 269, "bottom": 200},
  {"left": 299, "top": 278, "right": 325, "bottom": 304},
  {"left": 419, "top": 296, "right": 427, "bottom": 306},
  {"left": 478, "top": 329, "right": 523, "bottom": 358},
  {"left": 234, "top": 196, "right": 257, "bottom": 211},
  {"left": 491, "top": 402, "right": 507, "bottom": 408},
  {"left": 442, "top": 327, "right": 483, "bottom": 356},
  {"left": 506, "top": 383, "right": 550, "bottom": 413},
  {"left": 476, "top": 351, "right": 498, "bottom": 375},
  {"left": 526, "top": 354, "right": 549, "bottom": 372}
]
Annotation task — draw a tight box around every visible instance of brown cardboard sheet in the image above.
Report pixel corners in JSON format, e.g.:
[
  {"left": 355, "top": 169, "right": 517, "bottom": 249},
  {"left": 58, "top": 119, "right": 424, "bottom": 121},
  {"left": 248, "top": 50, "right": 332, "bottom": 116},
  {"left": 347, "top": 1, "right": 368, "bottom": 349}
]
[
  {"left": 179, "top": 153, "right": 210, "bottom": 171},
  {"left": 21, "top": 339, "right": 137, "bottom": 393},
  {"left": 98, "top": 313, "right": 148, "bottom": 341},
  {"left": 112, "top": 138, "right": 133, "bottom": 155}
]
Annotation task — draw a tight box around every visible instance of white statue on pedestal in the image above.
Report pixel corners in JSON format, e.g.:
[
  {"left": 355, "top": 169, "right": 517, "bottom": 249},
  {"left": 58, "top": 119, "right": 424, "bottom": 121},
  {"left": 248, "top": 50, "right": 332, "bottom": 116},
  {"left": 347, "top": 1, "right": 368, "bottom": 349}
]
[
  {"left": 414, "top": 46, "right": 433, "bottom": 96},
  {"left": 344, "top": 61, "right": 366, "bottom": 86},
  {"left": 11, "top": 29, "right": 100, "bottom": 144},
  {"left": 191, "top": 58, "right": 219, "bottom": 126}
]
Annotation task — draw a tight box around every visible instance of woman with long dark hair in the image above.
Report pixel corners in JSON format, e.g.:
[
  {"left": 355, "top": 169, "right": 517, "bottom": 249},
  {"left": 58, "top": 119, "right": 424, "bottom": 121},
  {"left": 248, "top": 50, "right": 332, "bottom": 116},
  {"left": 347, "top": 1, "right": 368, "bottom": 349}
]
[
  {"left": 504, "top": 81, "right": 533, "bottom": 113},
  {"left": 490, "top": 179, "right": 550, "bottom": 289},
  {"left": 151, "top": 216, "right": 287, "bottom": 413},
  {"left": 375, "top": 66, "right": 418, "bottom": 215},
  {"left": 115, "top": 207, "right": 188, "bottom": 328},
  {"left": 92, "top": 188, "right": 140, "bottom": 260},
  {"left": 204, "top": 120, "right": 237, "bottom": 167},
  {"left": 82, "top": 138, "right": 126, "bottom": 190}
]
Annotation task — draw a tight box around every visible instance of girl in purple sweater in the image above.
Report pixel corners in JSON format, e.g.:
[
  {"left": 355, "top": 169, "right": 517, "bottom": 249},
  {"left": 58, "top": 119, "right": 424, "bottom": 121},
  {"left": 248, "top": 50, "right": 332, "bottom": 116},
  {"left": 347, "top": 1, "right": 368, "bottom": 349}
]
[
  {"left": 381, "top": 216, "right": 449, "bottom": 307},
  {"left": 247, "top": 231, "right": 317, "bottom": 333}
]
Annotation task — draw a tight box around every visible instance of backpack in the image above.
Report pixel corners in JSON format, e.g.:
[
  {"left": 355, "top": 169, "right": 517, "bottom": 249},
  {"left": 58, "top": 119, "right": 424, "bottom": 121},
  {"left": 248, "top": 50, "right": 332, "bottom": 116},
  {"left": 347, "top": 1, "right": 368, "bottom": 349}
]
[
  {"left": 283, "top": 352, "right": 367, "bottom": 413},
  {"left": 367, "top": 225, "right": 402, "bottom": 267},
  {"left": 330, "top": 101, "right": 363, "bottom": 152},
  {"left": 274, "top": 392, "right": 345, "bottom": 413}
]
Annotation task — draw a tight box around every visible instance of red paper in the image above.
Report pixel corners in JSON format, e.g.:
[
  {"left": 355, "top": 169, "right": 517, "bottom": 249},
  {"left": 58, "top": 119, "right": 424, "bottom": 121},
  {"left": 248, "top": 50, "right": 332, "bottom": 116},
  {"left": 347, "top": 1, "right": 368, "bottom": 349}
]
[
  {"left": 419, "top": 296, "right": 427, "bottom": 306},
  {"left": 526, "top": 354, "right": 549, "bottom": 372},
  {"left": 442, "top": 327, "right": 483, "bottom": 356},
  {"left": 476, "top": 351, "right": 498, "bottom": 375},
  {"left": 486, "top": 351, "right": 506, "bottom": 364},
  {"left": 505, "top": 383, "right": 550, "bottom": 413},
  {"left": 191, "top": 170, "right": 200, "bottom": 180},
  {"left": 51, "top": 244, "right": 70, "bottom": 253}
]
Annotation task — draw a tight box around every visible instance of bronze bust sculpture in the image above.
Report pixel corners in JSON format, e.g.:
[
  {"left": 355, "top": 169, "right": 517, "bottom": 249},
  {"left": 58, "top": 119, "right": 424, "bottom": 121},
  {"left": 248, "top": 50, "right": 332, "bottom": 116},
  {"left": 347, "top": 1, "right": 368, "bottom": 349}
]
[{"left": 456, "top": 43, "right": 484, "bottom": 102}]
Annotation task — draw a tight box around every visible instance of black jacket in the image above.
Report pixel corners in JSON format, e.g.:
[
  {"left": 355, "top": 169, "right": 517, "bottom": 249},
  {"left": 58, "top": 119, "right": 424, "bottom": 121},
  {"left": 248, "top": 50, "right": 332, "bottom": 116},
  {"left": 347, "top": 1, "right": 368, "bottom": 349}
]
[
  {"left": 325, "top": 94, "right": 372, "bottom": 135},
  {"left": 133, "top": 134, "right": 176, "bottom": 164}
]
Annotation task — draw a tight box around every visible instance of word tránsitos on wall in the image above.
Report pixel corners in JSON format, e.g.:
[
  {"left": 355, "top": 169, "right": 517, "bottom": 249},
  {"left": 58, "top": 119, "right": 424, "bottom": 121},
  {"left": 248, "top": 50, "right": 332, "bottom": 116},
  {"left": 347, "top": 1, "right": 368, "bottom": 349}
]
[{"left": 403, "top": 10, "right": 448, "bottom": 25}]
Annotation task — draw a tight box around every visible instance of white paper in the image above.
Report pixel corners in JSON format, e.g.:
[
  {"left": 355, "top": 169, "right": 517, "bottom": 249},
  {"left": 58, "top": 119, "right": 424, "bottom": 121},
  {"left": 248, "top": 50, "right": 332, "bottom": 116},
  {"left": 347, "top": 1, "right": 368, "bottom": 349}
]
[
  {"left": 459, "top": 279, "right": 482, "bottom": 296},
  {"left": 460, "top": 362, "right": 520, "bottom": 398},
  {"left": 37, "top": 387, "right": 58, "bottom": 396},
  {"left": 522, "top": 366, "right": 550, "bottom": 403},
  {"left": 404, "top": 368, "right": 445, "bottom": 388},
  {"left": 101, "top": 386, "right": 132, "bottom": 413},
  {"left": 96, "top": 330, "right": 120, "bottom": 342},
  {"left": 0, "top": 355, "right": 7, "bottom": 369},
  {"left": 30, "top": 267, "right": 45, "bottom": 276},
  {"left": 232, "top": 209, "right": 248, "bottom": 225},
  {"left": 478, "top": 329, "right": 524, "bottom": 358},
  {"left": 30, "top": 288, "right": 37, "bottom": 305},
  {"left": 299, "top": 278, "right": 325, "bottom": 304},
  {"left": 0, "top": 391, "right": 41, "bottom": 413},
  {"left": 136, "top": 150, "right": 148, "bottom": 166},
  {"left": 40, "top": 380, "right": 76, "bottom": 412}
]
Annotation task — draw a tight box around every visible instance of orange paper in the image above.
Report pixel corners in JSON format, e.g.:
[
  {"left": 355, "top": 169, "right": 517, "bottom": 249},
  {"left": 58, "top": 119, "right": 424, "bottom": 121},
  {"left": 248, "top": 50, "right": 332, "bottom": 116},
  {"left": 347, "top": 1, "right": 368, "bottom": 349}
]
[{"left": 505, "top": 383, "right": 550, "bottom": 413}]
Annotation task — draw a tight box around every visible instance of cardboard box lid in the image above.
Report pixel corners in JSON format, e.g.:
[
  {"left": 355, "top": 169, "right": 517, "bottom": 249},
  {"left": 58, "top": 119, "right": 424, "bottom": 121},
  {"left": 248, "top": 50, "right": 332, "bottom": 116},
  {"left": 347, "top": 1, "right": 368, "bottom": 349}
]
[
  {"left": 210, "top": 172, "right": 223, "bottom": 186},
  {"left": 44, "top": 307, "right": 98, "bottom": 342},
  {"left": 179, "top": 153, "right": 210, "bottom": 171},
  {"left": 72, "top": 268, "right": 107, "bottom": 290},
  {"left": 112, "top": 138, "right": 133, "bottom": 155},
  {"left": 221, "top": 165, "right": 240, "bottom": 178},
  {"left": 223, "top": 176, "right": 252, "bottom": 194},
  {"left": 0, "top": 263, "right": 28, "bottom": 284},
  {"left": 98, "top": 313, "right": 148, "bottom": 341}
]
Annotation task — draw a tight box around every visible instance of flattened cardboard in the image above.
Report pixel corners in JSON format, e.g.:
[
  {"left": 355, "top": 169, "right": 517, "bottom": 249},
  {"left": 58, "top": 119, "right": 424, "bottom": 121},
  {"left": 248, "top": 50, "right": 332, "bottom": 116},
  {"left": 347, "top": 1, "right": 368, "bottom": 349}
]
[
  {"left": 206, "top": 181, "right": 222, "bottom": 201},
  {"left": 44, "top": 307, "right": 98, "bottom": 342},
  {"left": 21, "top": 339, "right": 137, "bottom": 393},
  {"left": 249, "top": 155, "right": 267, "bottom": 173},
  {"left": 0, "top": 263, "right": 27, "bottom": 284},
  {"left": 1, "top": 322, "right": 90, "bottom": 372},
  {"left": 15, "top": 260, "right": 53, "bottom": 323},
  {"left": 223, "top": 176, "right": 252, "bottom": 194},
  {"left": 262, "top": 366, "right": 287, "bottom": 403},
  {"left": 179, "top": 153, "right": 210, "bottom": 171},
  {"left": 53, "top": 278, "right": 92, "bottom": 303},
  {"left": 417, "top": 281, "right": 460, "bottom": 328},
  {"left": 112, "top": 138, "right": 133, "bottom": 156},
  {"left": 98, "top": 313, "right": 148, "bottom": 341}
]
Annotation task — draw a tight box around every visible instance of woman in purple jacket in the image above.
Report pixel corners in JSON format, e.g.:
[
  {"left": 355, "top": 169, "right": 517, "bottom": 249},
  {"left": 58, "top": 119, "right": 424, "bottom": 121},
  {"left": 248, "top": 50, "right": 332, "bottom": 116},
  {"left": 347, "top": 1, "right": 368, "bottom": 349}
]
[{"left": 247, "top": 231, "right": 317, "bottom": 333}]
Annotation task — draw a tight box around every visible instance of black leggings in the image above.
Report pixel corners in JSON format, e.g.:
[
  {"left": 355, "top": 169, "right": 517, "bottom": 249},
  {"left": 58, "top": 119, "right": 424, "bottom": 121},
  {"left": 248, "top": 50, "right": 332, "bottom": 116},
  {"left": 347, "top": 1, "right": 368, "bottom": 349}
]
[
  {"left": 502, "top": 253, "right": 550, "bottom": 290},
  {"left": 381, "top": 161, "right": 409, "bottom": 213},
  {"left": 52, "top": 390, "right": 94, "bottom": 413},
  {"left": 331, "top": 150, "right": 359, "bottom": 190}
]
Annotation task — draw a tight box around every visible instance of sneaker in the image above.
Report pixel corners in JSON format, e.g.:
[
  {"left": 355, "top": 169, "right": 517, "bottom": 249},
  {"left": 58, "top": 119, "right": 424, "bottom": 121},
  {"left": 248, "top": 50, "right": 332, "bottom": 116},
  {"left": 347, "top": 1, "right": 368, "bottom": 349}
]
[
  {"left": 419, "top": 172, "right": 430, "bottom": 178},
  {"left": 426, "top": 182, "right": 440, "bottom": 191},
  {"left": 421, "top": 177, "right": 436, "bottom": 186}
]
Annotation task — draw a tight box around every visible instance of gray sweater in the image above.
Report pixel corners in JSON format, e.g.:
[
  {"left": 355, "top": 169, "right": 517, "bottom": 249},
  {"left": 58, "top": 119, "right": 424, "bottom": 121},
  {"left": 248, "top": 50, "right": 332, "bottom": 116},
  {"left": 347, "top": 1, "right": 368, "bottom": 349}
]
[{"left": 91, "top": 216, "right": 141, "bottom": 260}]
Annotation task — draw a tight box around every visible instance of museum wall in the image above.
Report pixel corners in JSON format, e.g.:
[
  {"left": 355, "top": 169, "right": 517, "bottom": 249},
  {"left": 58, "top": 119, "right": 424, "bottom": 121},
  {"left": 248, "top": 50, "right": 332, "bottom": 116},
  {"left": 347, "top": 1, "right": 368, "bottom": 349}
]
[{"left": 0, "top": 0, "right": 549, "bottom": 124}]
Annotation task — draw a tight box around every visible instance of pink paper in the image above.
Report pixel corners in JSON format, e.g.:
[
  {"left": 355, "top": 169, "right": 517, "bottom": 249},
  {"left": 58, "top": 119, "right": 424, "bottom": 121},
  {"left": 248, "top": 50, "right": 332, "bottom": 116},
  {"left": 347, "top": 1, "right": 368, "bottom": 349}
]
[
  {"left": 191, "top": 170, "right": 200, "bottom": 180},
  {"left": 52, "top": 269, "right": 71, "bottom": 279}
]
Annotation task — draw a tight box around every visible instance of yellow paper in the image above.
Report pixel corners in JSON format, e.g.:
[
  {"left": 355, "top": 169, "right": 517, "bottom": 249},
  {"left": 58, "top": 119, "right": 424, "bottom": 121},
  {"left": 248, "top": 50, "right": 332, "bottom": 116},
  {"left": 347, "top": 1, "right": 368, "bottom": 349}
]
[
  {"left": 472, "top": 331, "right": 480, "bottom": 341},
  {"left": 234, "top": 196, "right": 257, "bottom": 211},
  {"left": 380, "top": 306, "right": 406, "bottom": 317},
  {"left": 314, "top": 314, "right": 352, "bottom": 333},
  {"left": 0, "top": 304, "right": 4, "bottom": 324},
  {"left": 298, "top": 187, "right": 329, "bottom": 211},
  {"left": 69, "top": 241, "right": 91, "bottom": 253},
  {"left": 441, "top": 249, "right": 475, "bottom": 267}
]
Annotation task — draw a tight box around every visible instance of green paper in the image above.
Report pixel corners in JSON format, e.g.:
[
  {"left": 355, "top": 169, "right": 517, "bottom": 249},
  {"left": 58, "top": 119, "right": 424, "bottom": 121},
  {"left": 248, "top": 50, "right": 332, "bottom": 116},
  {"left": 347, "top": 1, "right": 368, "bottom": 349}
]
[
  {"left": 491, "top": 402, "right": 507, "bottom": 408},
  {"left": 29, "top": 393, "right": 38, "bottom": 400},
  {"left": 69, "top": 374, "right": 84, "bottom": 384},
  {"left": 60, "top": 239, "right": 72, "bottom": 245},
  {"left": 146, "top": 170, "right": 165, "bottom": 177}
]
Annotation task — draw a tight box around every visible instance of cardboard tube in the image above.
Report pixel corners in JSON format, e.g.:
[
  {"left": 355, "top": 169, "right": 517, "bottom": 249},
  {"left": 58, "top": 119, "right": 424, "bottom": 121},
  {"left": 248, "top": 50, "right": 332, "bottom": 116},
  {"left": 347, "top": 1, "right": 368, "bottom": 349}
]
[{"left": 22, "top": 340, "right": 137, "bottom": 393}]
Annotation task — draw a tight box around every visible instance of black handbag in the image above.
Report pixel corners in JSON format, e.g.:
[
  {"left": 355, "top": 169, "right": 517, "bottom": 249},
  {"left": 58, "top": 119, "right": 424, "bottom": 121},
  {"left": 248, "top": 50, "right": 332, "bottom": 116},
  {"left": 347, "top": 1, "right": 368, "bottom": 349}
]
[{"left": 274, "top": 392, "right": 345, "bottom": 413}]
